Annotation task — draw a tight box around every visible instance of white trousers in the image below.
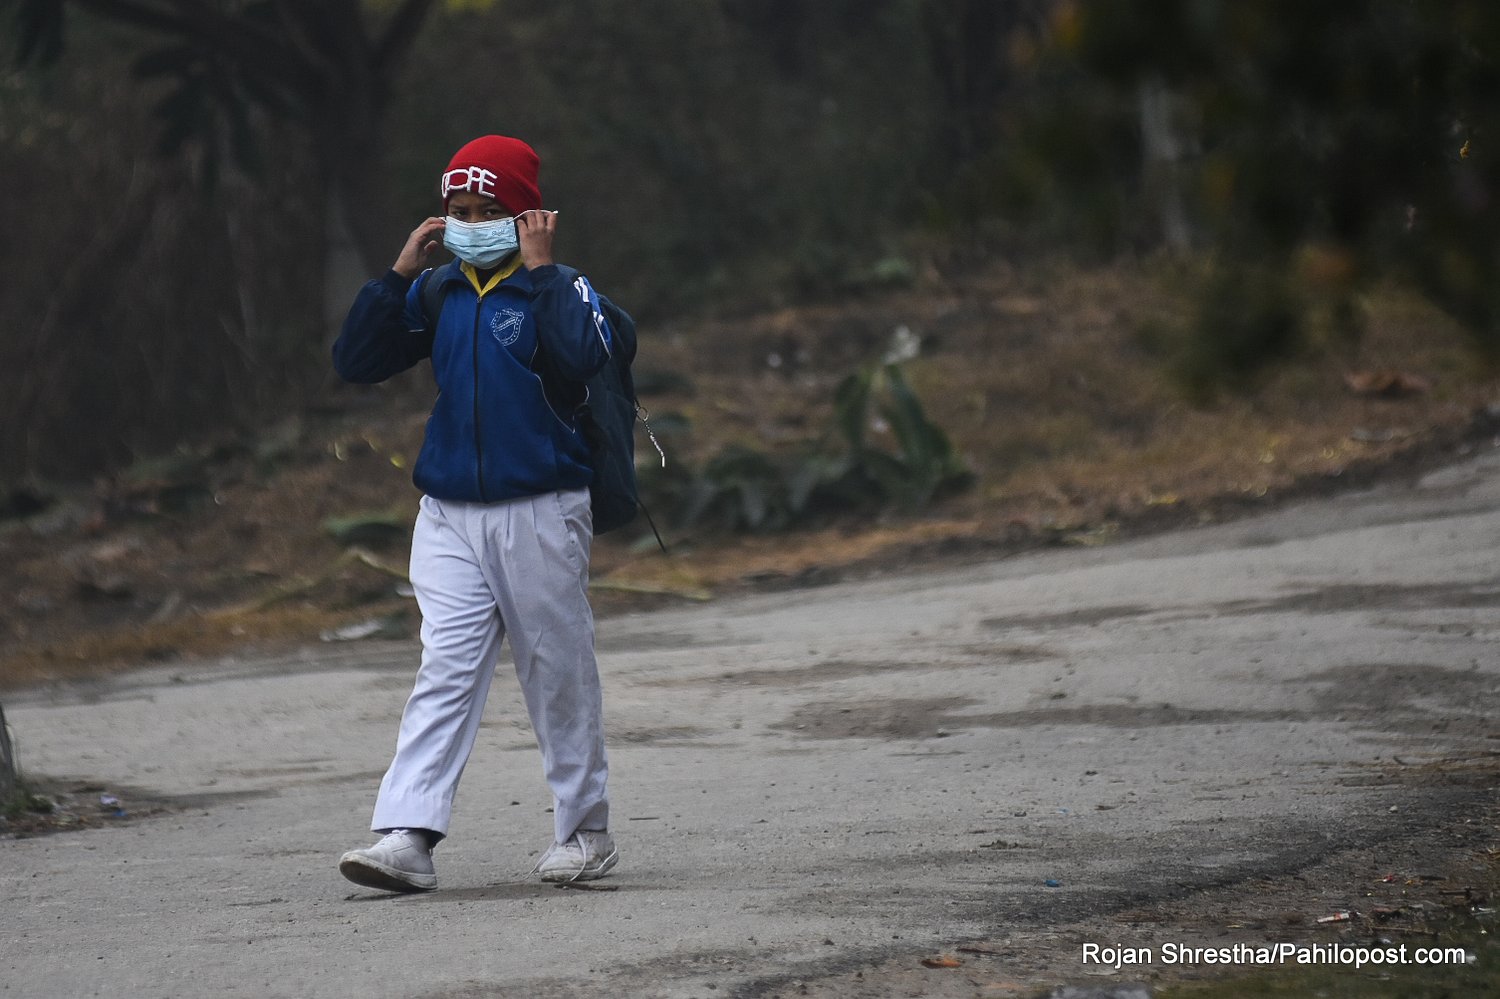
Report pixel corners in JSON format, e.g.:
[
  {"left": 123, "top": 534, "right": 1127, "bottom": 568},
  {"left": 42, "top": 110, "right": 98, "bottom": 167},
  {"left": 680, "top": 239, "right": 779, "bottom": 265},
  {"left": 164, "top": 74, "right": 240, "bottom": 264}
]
[{"left": 370, "top": 489, "right": 609, "bottom": 844}]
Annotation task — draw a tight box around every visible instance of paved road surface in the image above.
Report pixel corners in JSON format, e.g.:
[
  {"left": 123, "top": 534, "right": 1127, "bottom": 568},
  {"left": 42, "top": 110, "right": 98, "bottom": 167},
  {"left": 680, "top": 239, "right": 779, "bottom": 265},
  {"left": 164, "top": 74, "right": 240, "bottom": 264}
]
[{"left": 5, "top": 448, "right": 1500, "bottom": 998}]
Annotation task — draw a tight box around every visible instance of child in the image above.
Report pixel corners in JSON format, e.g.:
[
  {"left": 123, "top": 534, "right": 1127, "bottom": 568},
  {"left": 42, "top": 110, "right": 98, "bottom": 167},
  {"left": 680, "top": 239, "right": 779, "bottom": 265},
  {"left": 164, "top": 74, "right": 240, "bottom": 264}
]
[{"left": 332, "top": 135, "right": 622, "bottom": 891}]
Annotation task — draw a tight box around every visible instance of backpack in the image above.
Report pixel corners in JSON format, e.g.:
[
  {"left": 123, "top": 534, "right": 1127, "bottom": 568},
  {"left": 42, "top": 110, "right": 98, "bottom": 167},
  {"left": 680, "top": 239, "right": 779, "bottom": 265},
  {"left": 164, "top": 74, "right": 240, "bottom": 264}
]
[{"left": 420, "top": 261, "right": 664, "bottom": 545}]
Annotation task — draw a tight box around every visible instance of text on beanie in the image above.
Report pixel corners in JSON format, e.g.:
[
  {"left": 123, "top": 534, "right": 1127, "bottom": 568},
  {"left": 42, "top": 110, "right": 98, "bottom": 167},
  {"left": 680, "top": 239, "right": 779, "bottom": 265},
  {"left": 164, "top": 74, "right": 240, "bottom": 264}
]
[{"left": 441, "top": 135, "right": 542, "bottom": 216}]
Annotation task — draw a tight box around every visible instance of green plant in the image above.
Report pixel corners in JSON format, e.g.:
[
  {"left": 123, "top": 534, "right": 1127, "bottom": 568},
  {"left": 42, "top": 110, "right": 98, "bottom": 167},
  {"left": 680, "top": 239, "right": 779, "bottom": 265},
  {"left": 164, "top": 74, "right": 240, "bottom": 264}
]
[
  {"left": 664, "top": 361, "right": 973, "bottom": 534},
  {"left": 824, "top": 362, "right": 975, "bottom": 510},
  {"left": 1, "top": 786, "right": 54, "bottom": 822},
  {"left": 677, "top": 444, "right": 793, "bottom": 533},
  {"left": 1172, "top": 265, "right": 1306, "bottom": 402}
]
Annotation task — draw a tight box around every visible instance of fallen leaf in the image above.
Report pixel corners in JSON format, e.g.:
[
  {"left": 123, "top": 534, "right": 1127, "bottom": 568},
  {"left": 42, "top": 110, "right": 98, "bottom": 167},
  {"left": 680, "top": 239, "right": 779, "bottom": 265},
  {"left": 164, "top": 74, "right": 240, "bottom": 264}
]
[
  {"left": 1349, "top": 426, "right": 1411, "bottom": 443},
  {"left": 590, "top": 579, "right": 713, "bottom": 601},
  {"left": 921, "top": 955, "right": 963, "bottom": 968},
  {"left": 319, "top": 614, "right": 408, "bottom": 642},
  {"left": 322, "top": 511, "right": 410, "bottom": 547},
  {"left": 1344, "top": 370, "right": 1432, "bottom": 398}
]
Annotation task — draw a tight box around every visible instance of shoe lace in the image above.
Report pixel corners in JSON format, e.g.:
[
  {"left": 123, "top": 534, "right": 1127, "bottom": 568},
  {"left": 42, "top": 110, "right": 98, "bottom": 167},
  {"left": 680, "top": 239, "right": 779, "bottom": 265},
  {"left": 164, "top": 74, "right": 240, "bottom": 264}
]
[
  {"left": 563, "top": 841, "right": 587, "bottom": 883},
  {"left": 385, "top": 829, "right": 431, "bottom": 854},
  {"left": 529, "top": 836, "right": 570, "bottom": 876},
  {"left": 530, "top": 833, "right": 591, "bottom": 882}
]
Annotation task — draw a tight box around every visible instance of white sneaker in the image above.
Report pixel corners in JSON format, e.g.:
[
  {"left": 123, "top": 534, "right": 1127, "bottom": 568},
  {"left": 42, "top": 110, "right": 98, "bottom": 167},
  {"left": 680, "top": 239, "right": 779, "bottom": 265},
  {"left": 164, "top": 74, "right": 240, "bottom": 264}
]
[
  {"left": 533, "top": 829, "right": 618, "bottom": 882},
  {"left": 339, "top": 829, "right": 437, "bottom": 892}
]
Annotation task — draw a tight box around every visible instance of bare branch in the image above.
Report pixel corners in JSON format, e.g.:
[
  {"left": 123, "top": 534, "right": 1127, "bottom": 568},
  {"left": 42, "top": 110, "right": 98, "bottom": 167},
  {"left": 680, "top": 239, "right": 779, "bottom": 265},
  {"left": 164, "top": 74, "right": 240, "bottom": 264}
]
[
  {"left": 67, "top": 0, "right": 323, "bottom": 98},
  {"left": 270, "top": 0, "right": 379, "bottom": 100},
  {"left": 373, "top": 0, "right": 436, "bottom": 76},
  {"left": 67, "top": 0, "right": 192, "bottom": 35}
]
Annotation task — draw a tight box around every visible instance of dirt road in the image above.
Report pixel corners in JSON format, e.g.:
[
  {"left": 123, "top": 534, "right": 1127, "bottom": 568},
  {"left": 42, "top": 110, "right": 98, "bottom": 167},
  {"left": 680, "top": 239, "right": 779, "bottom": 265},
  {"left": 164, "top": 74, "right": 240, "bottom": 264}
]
[{"left": 5, "top": 447, "right": 1500, "bottom": 998}]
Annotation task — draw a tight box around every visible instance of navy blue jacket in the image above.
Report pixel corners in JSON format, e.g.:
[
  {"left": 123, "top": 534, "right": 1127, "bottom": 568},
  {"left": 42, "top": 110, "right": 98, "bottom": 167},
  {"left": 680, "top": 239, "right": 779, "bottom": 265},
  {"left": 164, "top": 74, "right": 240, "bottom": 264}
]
[{"left": 333, "top": 261, "right": 615, "bottom": 504}]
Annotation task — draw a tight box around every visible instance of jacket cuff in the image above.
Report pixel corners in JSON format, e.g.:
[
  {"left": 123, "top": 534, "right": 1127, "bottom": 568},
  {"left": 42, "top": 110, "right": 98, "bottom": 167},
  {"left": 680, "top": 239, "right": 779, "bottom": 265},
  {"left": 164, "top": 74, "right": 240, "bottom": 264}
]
[
  {"left": 526, "top": 263, "right": 561, "bottom": 291},
  {"left": 380, "top": 269, "right": 416, "bottom": 295}
]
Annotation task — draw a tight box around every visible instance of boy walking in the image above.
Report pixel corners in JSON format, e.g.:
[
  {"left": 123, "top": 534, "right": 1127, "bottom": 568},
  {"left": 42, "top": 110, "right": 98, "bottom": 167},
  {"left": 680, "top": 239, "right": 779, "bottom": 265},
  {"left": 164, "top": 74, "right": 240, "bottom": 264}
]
[{"left": 332, "top": 135, "right": 623, "bottom": 891}]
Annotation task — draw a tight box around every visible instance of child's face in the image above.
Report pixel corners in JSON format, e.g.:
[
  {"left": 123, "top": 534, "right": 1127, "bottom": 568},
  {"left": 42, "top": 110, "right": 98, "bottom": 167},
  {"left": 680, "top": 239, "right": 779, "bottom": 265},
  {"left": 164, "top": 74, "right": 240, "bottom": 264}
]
[{"left": 447, "top": 191, "right": 509, "bottom": 222}]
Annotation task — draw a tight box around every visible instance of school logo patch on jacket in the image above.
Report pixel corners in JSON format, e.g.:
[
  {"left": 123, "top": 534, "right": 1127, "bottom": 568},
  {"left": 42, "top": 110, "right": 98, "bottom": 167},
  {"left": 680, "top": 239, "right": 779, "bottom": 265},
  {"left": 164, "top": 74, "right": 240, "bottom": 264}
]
[{"left": 491, "top": 309, "right": 524, "bottom": 346}]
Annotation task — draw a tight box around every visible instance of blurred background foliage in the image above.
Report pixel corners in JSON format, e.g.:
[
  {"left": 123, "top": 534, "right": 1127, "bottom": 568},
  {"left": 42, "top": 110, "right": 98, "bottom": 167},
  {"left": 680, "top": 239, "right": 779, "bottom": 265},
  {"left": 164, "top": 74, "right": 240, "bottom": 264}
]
[{"left": 1, "top": 0, "right": 1498, "bottom": 488}]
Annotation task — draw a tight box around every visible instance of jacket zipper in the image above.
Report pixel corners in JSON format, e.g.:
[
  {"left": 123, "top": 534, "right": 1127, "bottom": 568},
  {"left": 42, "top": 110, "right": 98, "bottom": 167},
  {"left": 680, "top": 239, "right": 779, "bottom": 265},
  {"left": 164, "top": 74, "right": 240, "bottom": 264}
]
[{"left": 471, "top": 295, "right": 488, "bottom": 502}]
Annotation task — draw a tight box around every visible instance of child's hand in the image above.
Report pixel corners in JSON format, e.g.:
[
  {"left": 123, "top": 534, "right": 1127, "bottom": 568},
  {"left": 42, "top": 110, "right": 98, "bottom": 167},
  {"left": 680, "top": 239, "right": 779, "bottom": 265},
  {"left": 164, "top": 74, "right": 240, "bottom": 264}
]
[
  {"left": 393, "top": 217, "right": 447, "bottom": 278},
  {"left": 515, "top": 209, "right": 558, "bottom": 269}
]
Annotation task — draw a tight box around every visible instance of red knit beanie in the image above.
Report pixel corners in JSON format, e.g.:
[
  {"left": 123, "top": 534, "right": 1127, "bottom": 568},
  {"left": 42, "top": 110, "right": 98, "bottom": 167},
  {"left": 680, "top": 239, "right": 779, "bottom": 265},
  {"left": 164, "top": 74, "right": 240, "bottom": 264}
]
[{"left": 440, "top": 135, "right": 541, "bottom": 215}]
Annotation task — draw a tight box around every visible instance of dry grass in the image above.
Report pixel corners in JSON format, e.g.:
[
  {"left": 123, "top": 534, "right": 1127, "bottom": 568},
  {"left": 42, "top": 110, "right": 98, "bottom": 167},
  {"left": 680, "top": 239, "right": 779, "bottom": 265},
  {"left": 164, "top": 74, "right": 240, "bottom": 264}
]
[{"left": 2, "top": 257, "right": 1495, "bottom": 690}]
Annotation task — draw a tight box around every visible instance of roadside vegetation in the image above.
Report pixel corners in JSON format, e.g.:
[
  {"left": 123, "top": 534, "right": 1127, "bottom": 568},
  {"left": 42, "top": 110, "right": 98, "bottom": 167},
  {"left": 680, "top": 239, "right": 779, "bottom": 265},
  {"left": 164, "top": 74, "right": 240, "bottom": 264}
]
[
  {"left": 0, "top": 252, "right": 1492, "bottom": 690},
  {"left": 1, "top": 2, "right": 1498, "bottom": 686}
]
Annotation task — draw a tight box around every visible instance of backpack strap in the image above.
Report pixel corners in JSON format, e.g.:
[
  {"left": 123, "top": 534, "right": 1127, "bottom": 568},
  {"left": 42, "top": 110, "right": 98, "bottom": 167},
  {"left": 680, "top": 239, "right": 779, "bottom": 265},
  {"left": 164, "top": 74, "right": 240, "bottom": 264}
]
[{"left": 419, "top": 261, "right": 460, "bottom": 335}]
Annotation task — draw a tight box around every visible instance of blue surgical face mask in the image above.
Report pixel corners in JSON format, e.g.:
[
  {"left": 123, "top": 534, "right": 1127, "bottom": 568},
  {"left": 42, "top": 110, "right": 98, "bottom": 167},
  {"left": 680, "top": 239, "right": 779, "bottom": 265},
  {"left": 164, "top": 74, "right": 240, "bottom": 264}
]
[{"left": 443, "top": 216, "right": 518, "bottom": 268}]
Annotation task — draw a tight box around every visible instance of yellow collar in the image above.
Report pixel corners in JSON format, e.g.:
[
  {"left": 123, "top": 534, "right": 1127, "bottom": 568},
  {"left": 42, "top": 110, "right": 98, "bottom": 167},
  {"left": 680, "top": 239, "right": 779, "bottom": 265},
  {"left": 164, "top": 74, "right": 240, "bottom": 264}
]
[{"left": 461, "top": 255, "right": 523, "bottom": 296}]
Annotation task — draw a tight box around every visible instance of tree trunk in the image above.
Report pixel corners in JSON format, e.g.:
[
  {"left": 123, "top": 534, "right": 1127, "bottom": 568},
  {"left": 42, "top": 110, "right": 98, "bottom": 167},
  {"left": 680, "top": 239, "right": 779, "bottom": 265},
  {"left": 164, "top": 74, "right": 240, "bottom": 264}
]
[
  {"left": 322, "top": 192, "right": 374, "bottom": 340},
  {"left": 307, "top": 64, "right": 401, "bottom": 339},
  {"left": 1138, "top": 76, "right": 1195, "bottom": 251},
  {"left": 0, "top": 701, "right": 16, "bottom": 802}
]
